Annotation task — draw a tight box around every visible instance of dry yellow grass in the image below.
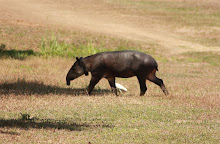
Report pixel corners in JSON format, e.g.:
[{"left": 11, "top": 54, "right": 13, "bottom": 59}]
[
  {"left": 0, "top": 0, "right": 220, "bottom": 143},
  {"left": 1, "top": 58, "right": 220, "bottom": 143}
]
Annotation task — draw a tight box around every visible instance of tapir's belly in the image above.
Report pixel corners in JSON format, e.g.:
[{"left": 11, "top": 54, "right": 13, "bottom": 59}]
[{"left": 103, "top": 69, "right": 136, "bottom": 78}]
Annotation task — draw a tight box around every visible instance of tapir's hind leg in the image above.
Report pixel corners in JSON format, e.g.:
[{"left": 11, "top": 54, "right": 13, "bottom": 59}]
[
  {"left": 147, "top": 68, "right": 169, "bottom": 95},
  {"left": 149, "top": 77, "right": 169, "bottom": 95},
  {"left": 137, "top": 75, "right": 147, "bottom": 96},
  {"left": 107, "top": 77, "right": 118, "bottom": 96}
]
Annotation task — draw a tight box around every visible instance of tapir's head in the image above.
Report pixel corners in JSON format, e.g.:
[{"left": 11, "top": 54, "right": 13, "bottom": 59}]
[{"left": 66, "top": 57, "right": 85, "bottom": 86}]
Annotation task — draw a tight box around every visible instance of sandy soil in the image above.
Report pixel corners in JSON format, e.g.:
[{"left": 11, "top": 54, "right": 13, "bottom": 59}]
[{"left": 1, "top": 0, "right": 219, "bottom": 54}]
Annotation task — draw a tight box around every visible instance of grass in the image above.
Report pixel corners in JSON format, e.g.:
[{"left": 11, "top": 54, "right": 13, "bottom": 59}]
[
  {"left": 39, "top": 34, "right": 151, "bottom": 58},
  {"left": 107, "top": 0, "right": 220, "bottom": 47},
  {"left": 174, "top": 51, "right": 220, "bottom": 65},
  {"left": 109, "top": 0, "right": 220, "bottom": 27},
  {"left": 0, "top": 48, "right": 35, "bottom": 60},
  {"left": 41, "top": 35, "right": 88, "bottom": 57},
  {"left": 0, "top": 78, "right": 111, "bottom": 96},
  {"left": 40, "top": 35, "right": 102, "bottom": 58},
  {"left": 1, "top": 24, "right": 152, "bottom": 59},
  {"left": 0, "top": 89, "right": 219, "bottom": 143},
  {"left": 1, "top": 56, "right": 219, "bottom": 143},
  {"left": 0, "top": 0, "right": 220, "bottom": 143}
]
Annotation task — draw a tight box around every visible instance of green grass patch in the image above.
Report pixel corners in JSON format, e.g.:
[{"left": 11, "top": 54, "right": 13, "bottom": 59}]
[
  {"left": 39, "top": 35, "right": 150, "bottom": 58},
  {"left": 174, "top": 51, "right": 220, "bottom": 65},
  {"left": 40, "top": 35, "right": 102, "bottom": 57}
]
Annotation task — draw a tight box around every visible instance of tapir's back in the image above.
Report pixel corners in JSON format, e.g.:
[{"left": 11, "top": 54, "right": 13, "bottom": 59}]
[
  {"left": 88, "top": 50, "right": 158, "bottom": 76},
  {"left": 101, "top": 50, "right": 157, "bottom": 69}
]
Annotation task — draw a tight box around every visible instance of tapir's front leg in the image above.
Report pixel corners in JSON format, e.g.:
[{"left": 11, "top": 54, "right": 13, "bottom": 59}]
[
  {"left": 87, "top": 76, "right": 102, "bottom": 95},
  {"left": 107, "top": 77, "right": 118, "bottom": 96}
]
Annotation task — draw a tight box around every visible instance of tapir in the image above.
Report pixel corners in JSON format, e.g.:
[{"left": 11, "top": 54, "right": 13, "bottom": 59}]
[{"left": 66, "top": 50, "right": 168, "bottom": 96}]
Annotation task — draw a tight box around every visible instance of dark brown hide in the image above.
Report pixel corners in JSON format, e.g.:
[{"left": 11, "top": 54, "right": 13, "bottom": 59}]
[{"left": 66, "top": 50, "right": 168, "bottom": 96}]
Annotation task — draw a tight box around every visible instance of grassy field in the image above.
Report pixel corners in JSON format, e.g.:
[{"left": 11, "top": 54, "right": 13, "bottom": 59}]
[
  {"left": 105, "top": 0, "right": 220, "bottom": 47},
  {"left": 0, "top": 0, "right": 220, "bottom": 143}
]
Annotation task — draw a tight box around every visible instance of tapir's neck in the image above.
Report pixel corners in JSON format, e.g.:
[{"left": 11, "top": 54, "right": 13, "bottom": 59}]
[{"left": 83, "top": 55, "right": 94, "bottom": 72}]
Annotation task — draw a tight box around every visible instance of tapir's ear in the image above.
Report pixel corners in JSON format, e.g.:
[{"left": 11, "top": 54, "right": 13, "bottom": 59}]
[{"left": 76, "top": 57, "right": 79, "bottom": 61}]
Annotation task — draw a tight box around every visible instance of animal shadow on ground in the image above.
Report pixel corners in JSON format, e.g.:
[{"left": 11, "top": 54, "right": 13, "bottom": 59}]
[
  {"left": 0, "top": 79, "right": 112, "bottom": 96},
  {"left": 0, "top": 79, "right": 113, "bottom": 131},
  {"left": 0, "top": 116, "right": 113, "bottom": 131},
  {"left": 0, "top": 44, "right": 36, "bottom": 60}
]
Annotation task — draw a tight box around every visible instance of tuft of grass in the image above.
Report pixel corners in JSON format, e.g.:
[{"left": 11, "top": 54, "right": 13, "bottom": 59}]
[
  {"left": 39, "top": 35, "right": 150, "bottom": 58},
  {"left": 40, "top": 35, "right": 101, "bottom": 58}
]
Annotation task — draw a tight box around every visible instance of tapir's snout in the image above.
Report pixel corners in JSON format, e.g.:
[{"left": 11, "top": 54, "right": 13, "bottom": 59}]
[
  {"left": 66, "top": 74, "right": 71, "bottom": 86},
  {"left": 66, "top": 80, "right": 70, "bottom": 86}
]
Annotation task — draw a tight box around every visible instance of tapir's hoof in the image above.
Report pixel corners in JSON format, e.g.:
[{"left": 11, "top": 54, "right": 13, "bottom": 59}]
[
  {"left": 164, "top": 91, "right": 169, "bottom": 95},
  {"left": 140, "top": 92, "right": 145, "bottom": 96}
]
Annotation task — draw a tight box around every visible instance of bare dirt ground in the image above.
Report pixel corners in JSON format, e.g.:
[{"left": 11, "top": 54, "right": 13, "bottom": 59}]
[{"left": 1, "top": 0, "right": 219, "bottom": 54}]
